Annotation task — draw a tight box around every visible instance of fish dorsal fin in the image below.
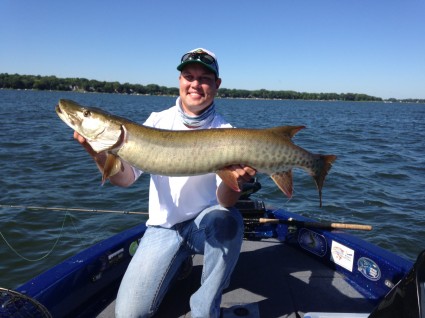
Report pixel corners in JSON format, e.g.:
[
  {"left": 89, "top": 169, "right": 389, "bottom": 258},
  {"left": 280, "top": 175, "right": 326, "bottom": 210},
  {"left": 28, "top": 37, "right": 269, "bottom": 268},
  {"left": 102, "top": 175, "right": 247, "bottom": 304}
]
[
  {"left": 267, "top": 126, "right": 305, "bottom": 138},
  {"left": 271, "top": 171, "right": 293, "bottom": 198}
]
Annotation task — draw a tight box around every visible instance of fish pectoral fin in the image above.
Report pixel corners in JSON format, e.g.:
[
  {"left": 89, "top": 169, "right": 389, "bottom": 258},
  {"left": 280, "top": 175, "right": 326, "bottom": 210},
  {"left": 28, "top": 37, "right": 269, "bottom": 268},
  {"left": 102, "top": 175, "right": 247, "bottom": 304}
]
[
  {"left": 102, "top": 153, "right": 122, "bottom": 185},
  {"left": 271, "top": 171, "right": 293, "bottom": 198},
  {"left": 217, "top": 169, "right": 241, "bottom": 192}
]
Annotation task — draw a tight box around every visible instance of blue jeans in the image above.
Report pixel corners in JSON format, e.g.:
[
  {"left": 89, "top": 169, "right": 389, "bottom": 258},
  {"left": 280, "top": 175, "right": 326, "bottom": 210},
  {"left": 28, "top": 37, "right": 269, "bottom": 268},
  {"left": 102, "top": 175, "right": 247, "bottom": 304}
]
[{"left": 115, "top": 205, "right": 244, "bottom": 318}]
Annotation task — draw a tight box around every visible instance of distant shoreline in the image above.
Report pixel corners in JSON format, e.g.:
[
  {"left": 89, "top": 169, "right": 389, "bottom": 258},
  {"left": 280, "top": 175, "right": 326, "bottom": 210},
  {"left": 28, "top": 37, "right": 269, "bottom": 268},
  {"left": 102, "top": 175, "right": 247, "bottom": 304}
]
[
  {"left": 3, "top": 87, "right": 424, "bottom": 105},
  {"left": 1, "top": 73, "right": 424, "bottom": 104}
]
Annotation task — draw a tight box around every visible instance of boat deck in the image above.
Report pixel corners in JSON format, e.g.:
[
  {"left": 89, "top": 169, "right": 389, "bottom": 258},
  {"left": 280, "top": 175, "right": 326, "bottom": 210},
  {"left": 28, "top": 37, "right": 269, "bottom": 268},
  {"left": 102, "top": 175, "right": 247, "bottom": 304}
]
[{"left": 98, "top": 238, "right": 375, "bottom": 318}]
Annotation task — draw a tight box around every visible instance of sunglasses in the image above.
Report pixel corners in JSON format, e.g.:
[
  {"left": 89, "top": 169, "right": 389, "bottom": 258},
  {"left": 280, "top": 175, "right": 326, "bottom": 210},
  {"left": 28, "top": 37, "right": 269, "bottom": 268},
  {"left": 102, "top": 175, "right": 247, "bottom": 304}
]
[{"left": 181, "top": 52, "right": 217, "bottom": 68}]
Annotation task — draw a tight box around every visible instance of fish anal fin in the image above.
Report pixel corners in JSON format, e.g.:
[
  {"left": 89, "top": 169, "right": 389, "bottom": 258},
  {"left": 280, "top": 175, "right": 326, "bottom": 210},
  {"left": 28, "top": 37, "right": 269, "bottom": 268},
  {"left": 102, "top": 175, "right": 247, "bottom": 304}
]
[
  {"left": 271, "top": 171, "right": 293, "bottom": 198},
  {"left": 268, "top": 126, "right": 305, "bottom": 138},
  {"left": 217, "top": 169, "right": 241, "bottom": 192},
  {"left": 102, "top": 153, "right": 122, "bottom": 185}
]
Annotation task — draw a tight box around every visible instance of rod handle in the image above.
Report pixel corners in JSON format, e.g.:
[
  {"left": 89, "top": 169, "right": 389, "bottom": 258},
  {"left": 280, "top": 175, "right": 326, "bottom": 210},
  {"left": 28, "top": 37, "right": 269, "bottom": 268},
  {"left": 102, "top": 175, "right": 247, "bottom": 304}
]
[{"left": 258, "top": 218, "right": 372, "bottom": 231}]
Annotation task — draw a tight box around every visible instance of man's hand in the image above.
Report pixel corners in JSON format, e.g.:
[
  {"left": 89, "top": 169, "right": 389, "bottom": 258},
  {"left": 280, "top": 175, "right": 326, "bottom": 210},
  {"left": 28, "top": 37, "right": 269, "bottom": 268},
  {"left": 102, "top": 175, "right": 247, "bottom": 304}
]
[
  {"left": 216, "top": 165, "right": 256, "bottom": 207},
  {"left": 72, "top": 131, "right": 135, "bottom": 187},
  {"left": 225, "top": 164, "right": 256, "bottom": 184},
  {"left": 73, "top": 131, "right": 98, "bottom": 157}
]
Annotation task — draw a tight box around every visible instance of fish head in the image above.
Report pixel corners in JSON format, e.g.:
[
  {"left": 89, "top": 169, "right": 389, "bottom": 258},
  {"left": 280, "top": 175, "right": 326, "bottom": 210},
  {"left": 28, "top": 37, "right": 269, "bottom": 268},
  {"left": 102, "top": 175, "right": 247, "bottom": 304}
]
[{"left": 56, "top": 99, "right": 124, "bottom": 153}]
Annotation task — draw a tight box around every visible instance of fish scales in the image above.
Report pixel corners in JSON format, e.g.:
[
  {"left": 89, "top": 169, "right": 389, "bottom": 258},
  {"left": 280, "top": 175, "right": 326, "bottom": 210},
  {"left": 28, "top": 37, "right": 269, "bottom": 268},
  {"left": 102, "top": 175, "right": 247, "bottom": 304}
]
[
  {"left": 56, "top": 99, "right": 337, "bottom": 206},
  {"left": 120, "top": 125, "right": 304, "bottom": 175}
]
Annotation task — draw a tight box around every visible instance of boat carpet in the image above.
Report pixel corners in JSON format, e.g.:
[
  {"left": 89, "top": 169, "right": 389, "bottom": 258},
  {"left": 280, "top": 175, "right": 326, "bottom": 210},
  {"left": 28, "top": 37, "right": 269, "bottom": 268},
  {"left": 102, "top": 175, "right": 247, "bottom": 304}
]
[{"left": 98, "top": 239, "right": 375, "bottom": 318}]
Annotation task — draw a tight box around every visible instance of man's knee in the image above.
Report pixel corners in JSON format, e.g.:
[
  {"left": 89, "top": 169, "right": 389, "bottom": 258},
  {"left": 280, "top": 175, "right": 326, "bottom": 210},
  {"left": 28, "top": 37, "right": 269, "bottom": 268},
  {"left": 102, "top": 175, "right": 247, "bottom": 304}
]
[{"left": 206, "top": 207, "right": 243, "bottom": 243}]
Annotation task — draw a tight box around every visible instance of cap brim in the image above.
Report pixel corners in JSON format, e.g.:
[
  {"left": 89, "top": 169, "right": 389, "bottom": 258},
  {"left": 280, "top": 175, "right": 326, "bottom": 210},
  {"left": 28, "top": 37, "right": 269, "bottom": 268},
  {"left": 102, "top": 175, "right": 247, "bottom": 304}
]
[{"left": 177, "top": 60, "right": 218, "bottom": 77}]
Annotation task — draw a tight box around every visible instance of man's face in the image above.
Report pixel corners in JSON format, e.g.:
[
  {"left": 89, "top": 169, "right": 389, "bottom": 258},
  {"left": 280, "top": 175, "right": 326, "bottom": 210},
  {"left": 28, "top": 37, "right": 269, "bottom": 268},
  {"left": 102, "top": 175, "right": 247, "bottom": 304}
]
[{"left": 179, "top": 63, "right": 221, "bottom": 116}]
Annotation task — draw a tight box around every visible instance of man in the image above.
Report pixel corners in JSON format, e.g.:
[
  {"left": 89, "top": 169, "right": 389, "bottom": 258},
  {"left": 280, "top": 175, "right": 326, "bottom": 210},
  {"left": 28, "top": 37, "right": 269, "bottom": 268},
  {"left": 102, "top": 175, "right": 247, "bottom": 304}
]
[{"left": 74, "top": 48, "right": 255, "bottom": 317}]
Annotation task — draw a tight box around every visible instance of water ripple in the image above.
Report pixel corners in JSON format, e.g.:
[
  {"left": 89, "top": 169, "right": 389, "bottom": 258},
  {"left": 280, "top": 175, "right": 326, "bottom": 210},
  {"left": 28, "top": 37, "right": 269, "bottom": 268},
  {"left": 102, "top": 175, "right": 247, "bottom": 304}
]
[{"left": 1, "top": 90, "right": 424, "bottom": 289}]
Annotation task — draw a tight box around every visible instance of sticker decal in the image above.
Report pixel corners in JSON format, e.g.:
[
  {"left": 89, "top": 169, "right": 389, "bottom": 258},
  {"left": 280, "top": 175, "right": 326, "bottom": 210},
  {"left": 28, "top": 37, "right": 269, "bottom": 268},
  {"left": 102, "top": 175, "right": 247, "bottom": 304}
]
[
  {"left": 129, "top": 240, "right": 139, "bottom": 256},
  {"left": 331, "top": 241, "right": 354, "bottom": 272},
  {"left": 298, "top": 228, "right": 327, "bottom": 257},
  {"left": 108, "top": 248, "right": 124, "bottom": 265},
  {"left": 358, "top": 257, "right": 381, "bottom": 281}
]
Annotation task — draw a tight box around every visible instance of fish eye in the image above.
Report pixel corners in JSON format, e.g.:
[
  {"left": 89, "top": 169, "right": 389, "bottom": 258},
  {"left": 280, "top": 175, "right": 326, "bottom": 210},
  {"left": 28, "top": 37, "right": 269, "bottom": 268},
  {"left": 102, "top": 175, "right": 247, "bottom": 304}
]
[{"left": 83, "top": 109, "right": 91, "bottom": 117}]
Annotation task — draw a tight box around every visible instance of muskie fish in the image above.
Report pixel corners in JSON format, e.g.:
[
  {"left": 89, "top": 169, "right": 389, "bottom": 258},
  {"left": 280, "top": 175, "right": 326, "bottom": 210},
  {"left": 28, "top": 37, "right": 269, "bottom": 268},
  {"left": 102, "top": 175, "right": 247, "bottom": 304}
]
[{"left": 56, "top": 99, "right": 337, "bottom": 206}]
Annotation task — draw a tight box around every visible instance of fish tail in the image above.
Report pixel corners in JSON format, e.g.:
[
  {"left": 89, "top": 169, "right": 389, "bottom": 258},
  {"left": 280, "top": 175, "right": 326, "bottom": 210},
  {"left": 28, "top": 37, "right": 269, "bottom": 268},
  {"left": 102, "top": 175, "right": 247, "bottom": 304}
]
[{"left": 312, "top": 154, "right": 337, "bottom": 207}]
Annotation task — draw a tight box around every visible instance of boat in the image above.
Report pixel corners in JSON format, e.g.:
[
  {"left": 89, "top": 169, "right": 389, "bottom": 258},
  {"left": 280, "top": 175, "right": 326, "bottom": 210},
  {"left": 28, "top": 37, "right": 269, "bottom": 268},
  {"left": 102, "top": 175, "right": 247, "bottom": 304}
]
[{"left": 1, "top": 188, "right": 424, "bottom": 318}]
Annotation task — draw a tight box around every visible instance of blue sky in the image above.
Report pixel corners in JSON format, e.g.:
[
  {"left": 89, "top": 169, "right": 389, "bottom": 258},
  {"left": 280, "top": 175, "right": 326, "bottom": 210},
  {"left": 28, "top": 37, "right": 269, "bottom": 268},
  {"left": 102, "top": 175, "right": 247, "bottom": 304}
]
[{"left": 1, "top": 1, "right": 424, "bottom": 99}]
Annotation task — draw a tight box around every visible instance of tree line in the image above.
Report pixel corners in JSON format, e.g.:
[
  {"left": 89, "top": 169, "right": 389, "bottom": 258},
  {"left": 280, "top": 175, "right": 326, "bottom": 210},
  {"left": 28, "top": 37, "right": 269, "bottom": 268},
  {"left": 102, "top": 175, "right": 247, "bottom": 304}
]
[
  {"left": 0, "top": 73, "right": 178, "bottom": 96},
  {"left": 1, "top": 73, "right": 423, "bottom": 103}
]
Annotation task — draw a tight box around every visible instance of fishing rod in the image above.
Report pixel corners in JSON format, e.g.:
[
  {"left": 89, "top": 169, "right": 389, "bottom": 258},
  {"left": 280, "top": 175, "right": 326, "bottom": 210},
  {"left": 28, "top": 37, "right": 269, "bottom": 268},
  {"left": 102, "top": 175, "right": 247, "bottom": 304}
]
[
  {"left": 0, "top": 204, "right": 148, "bottom": 215},
  {"left": 0, "top": 204, "right": 372, "bottom": 231},
  {"left": 258, "top": 217, "right": 372, "bottom": 231}
]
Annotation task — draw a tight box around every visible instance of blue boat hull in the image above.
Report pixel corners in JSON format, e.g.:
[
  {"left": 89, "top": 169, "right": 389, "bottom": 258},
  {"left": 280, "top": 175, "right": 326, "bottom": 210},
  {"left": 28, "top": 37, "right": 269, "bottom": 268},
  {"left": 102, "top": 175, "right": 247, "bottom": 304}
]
[
  {"left": 16, "top": 223, "right": 147, "bottom": 317},
  {"left": 12, "top": 208, "right": 413, "bottom": 317},
  {"left": 272, "top": 209, "right": 412, "bottom": 303}
]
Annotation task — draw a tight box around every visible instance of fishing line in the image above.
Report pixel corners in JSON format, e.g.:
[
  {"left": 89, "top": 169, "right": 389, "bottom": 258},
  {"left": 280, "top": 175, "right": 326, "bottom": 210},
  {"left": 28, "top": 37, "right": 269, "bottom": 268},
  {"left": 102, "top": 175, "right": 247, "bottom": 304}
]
[
  {"left": 0, "top": 204, "right": 149, "bottom": 215},
  {"left": 0, "top": 212, "right": 69, "bottom": 262},
  {"left": 0, "top": 204, "right": 148, "bottom": 261},
  {"left": 68, "top": 212, "right": 87, "bottom": 248}
]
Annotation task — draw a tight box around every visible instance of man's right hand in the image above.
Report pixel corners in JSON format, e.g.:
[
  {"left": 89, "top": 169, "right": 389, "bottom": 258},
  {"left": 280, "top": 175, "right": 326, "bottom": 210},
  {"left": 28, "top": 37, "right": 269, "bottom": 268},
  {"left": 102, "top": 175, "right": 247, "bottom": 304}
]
[
  {"left": 73, "top": 131, "right": 98, "bottom": 158},
  {"left": 73, "top": 131, "right": 136, "bottom": 187}
]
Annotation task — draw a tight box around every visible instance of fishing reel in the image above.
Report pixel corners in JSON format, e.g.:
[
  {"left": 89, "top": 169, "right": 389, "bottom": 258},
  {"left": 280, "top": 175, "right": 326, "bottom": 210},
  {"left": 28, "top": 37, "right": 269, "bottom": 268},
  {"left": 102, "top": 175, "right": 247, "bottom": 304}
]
[{"left": 234, "top": 179, "right": 269, "bottom": 240}]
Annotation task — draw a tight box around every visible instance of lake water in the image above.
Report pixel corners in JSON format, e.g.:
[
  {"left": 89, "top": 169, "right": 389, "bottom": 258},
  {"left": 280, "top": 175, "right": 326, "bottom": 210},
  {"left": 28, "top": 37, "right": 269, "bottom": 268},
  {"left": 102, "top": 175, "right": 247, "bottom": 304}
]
[{"left": 1, "top": 89, "right": 424, "bottom": 289}]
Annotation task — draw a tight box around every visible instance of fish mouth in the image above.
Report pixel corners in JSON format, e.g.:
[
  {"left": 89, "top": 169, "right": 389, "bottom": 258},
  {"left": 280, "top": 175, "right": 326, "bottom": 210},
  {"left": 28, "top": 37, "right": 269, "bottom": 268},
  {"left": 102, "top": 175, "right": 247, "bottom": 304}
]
[
  {"left": 55, "top": 104, "right": 63, "bottom": 116},
  {"left": 56, "top": 103, "right": 78, "bottom": 126}
]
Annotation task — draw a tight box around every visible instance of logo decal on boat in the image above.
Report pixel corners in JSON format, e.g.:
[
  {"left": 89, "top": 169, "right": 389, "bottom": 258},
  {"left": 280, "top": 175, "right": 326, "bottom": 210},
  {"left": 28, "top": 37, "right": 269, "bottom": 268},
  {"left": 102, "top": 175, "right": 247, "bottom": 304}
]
[
  {"left": 298, "top": 228, "right": 327, "bottom": 257},
  {"left": 357, "top": 257, "right": 381, "bottom": 281},
  {"left": 331, "top": 241, "right": 354, "bottom": 272},
  {"left": 129, "top": 240, "right": 139, "bottom": 256}
]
